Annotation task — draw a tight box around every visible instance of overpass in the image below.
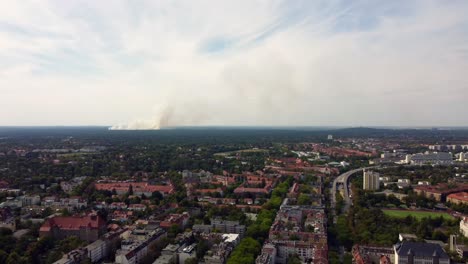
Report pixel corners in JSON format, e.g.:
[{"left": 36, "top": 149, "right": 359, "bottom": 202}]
[{"left": 330, "top": 167, "right": 375, "bottom": 222}]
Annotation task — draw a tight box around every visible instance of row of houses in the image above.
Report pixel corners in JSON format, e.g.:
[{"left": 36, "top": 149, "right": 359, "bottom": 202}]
[{"left": 94, "top": 181, "right": 175, "bottom": 197}]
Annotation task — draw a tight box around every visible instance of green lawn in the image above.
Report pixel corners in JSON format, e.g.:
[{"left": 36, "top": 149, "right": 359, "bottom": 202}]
[{"left": 383, "top": 209, "right": 455, "bottom": 220}]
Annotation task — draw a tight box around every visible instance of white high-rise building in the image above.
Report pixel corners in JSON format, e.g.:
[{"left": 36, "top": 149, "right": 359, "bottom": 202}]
[
  {"left": 459, "top": 152, "right": 467, "bottom": 162},
  {"left": 363, "top": 170, "right": 380, "bottom": 191}
]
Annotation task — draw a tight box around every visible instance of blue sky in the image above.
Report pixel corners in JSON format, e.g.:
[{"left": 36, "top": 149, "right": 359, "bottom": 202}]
[{"left": 0, "top": 0, "right": 467, "bottom": 128}]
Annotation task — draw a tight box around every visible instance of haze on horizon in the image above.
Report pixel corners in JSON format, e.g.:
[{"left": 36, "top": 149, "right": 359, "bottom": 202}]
[{"left": 1, "top": 0, "right": 467, "bottom": 128}]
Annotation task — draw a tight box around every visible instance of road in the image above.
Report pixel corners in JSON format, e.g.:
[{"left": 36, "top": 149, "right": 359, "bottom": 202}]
[{"left": 330, "top": 168, "right": 366, "bottom": 222}]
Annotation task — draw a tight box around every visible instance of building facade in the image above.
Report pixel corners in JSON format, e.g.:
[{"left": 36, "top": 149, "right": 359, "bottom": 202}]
[
  {"left": 363, "top": 170, "right": 380, "bottom": 191},
  {"left": 394, "top": 242, "right": 449, "bottom": 264},
  {"left": 39, "top": 214, "right": 106, "bottom": 242}
]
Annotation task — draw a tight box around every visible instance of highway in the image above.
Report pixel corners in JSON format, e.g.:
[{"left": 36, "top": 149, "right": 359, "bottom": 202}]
[{"left": 330, "top": 168, "right": 366, "bottom": 222}]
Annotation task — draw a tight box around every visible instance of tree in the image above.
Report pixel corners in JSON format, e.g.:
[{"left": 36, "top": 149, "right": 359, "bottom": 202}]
[
  {"left": 227, "top": 237, "right": 261, "bottom": 264},
  {"left": 151, "top": 191, "right": 163, "bottom": 201},
  {"left": 168, "top": 224, "right": 181, "bottom": 238},
  {"left": 0, "top": 250, "right": 8, "bottom": 264},
  {"left": 6, "top": 252, "right": 20, "bottom": 264},
  {"left": 60, "top": 208, "right": 71, "bottom": 216},
  {"left": 185, "top": 257, "right": 198, "bottom": 264},
  {"left": 287, "top": 254, "right": 301, "bottom": 264},
  {"left": 298, "top": 193, "right": 311, "bottom": 205}
]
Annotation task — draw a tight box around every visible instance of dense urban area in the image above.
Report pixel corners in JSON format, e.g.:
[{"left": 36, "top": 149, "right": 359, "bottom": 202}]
[{"left": 2, "top": 127, "right": 468, "bottom": 264}]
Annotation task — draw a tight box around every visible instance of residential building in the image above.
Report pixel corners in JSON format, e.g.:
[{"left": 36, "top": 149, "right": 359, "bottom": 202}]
[
  {"left": 160, "top": 244, "right": 180, "bottom": 262},
  {"left": 459, "top": 152, "right": 468, "bottom": 162},
  {"left": 178, "top": 244, "right": 197, "bottom": 264},
  {"left": 85, "top": 239, "right": 107, "bottom": 263},
  {"left": 153, "top": 254, "right": 174, "bottom": 264},
  {"left": 414, "top": 183, "right": 468, "bottom": 202},
  {"left": 94, "top": 181, "right": 175, "bottom": 197},
  {"left": 0, "top": 196, "right": 22, "bottom": 208},
  {"left": 193, "top": 218, "right": 246, "bottom": 237},
  {"left": 352, "top": 245, "right": 394, "bottom": 264},
  {"left": 257, "top": 206, "right": 328, "bottom": 264},
  {"left": 447, "top": 192, "right": 468, "bottom": 205},
  {"left": 21, "top": 195, "right": 41, "bottom": 206},
  {"left": 53, "top": 248, "right": 88, "bottom": 264},
  {"left": 0, "top": 207, "right": 15, "bottom": 231},
  {"left": 159, "top": 212, "right": 190, "bottom": 229},
  {"left": 256, "top": 243, "right": 277, "bottom": 264},
  {"left": 85, "top": 228, "right": 125, "bottom": 263},
  {"left": 394, "top": 242, "right": 449, "bottom": 264},
  {"left": 460, "top": 217, "right": 468, "bottom": 238},
  {"left": 115, "top": 229, "right": 166, "bottom": 264},
  {"left": 39, "top": 213, "right": 106, "bottom": 242},
  {"left": 363, "top": 170, "right": 380, "bottom": 191},
  {"left": 405, "top": 152, "right": 453, "bottom": 165}
]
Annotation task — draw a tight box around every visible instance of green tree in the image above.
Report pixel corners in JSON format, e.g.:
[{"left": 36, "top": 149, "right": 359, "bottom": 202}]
[
  {"left": 185, "top": 257, "right": 198, "bottom": 264},
  {"left": 0, "top": 250, "right": 8, "bottom": 263},
  {"left": 227, "top": 237, "right": 261, "bottom": 264},
  {"left": 297, "top": 193, "right": 311, "bottom": 205},
  {"left": 287, "top": 254, "right": 301, "bottom": 264},
  {"left": 6, "top": 252, "right": 20, "bottom": 264}
]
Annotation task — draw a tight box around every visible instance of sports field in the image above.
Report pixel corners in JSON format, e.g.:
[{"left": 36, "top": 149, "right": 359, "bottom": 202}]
[{"left": 383, "top": 209, "right": 454, "bottom": 220}]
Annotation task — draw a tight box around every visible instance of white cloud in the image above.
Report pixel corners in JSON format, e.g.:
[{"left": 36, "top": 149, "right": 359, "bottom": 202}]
[{"left": 0, "top": 0, "right": 467, "bottom": 127}]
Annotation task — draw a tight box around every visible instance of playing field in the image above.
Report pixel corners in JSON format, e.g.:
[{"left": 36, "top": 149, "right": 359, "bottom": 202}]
[{"left": 383, "top": 209, "right": 454, "bottom": 220}]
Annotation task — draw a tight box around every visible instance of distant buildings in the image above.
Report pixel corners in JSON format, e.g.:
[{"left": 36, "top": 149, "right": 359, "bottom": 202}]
[
  {"left": 85, "top": 228, "right": 126, "bottom": 263},
  {"left": 193, "top": 218, "right": 246, "bottom": 237},
  {"left": 177, "top": 244, "right": 197, "bottom": 264},
  {"left": 0, "top": 207, "right": 15, "bottom": 231},
  {"left": 153, "top": 244, "right": 180, "bottom": 264},
  {"left": 39, "top": 213, "right": 106, "bottom": 242},
  {"left": 41, "top": 196, "right": 88, "bottom": 211},
  {"left": 115, "top": 228, "right": 166, "bottom": 264},
  {"left": 159, "top": 212, "right": 190, "bottom": 230},
  {"left": 405, "top": 152, "right": 453, "bottom": 165},
  {"left": 429, "top": 145, "right": 468, "bottom": 152},
  {"left": 352, "top": 245, "right": 394, "bottom": 264},
  {"left": 459, "top": 152, "right": 468, "bottom": 162},
  {"left": 233, "top": 175, "right": 275, "bottom": 196},
  {"left": 53, "top": 228, "right": 126, "bottom": 264},
  {"left": 94, "top": 181, "right": 175, "bottom": 197},
  {"left": 460, "top": 217, "right": 468, "bottom": 238},
  {"left": 256, "top": 203, "right": 328, "bottom": 264},
  {"left": 24, "top": 195, "right": 41, "bottom": 205},
  {"left": 414, "top": 183, "right": 468, "bottom": 202},
  {"left": 60, "top": 176, "right": 88, "bottom": 194},
  {"left": 447, "top": 192, "right": 468, "bottom": 205},
  {"left": 53, "top": 248, "right": 88, "bottom": 264},
  {"left": 394, "top": 241, "right": 449, "bottom": 264},
  {"left": 204, "top": 234, "right": 240, "bottom": 264},
  {"left": 363, "top": 170, "right": 380, "bottom": 191}
]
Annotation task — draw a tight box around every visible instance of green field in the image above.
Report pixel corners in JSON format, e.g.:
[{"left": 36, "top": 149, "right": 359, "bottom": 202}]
[{"left": 383, "top": 209, "right": 455, "bottom": 220}]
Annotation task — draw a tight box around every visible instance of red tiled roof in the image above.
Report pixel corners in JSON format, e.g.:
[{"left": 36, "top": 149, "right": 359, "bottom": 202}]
[
  {"left": 234, "top": 186, "right": 270, "bottom": 194},
  {"left": 40, "top": 214, "right": 105, "bottom": 232},
  {"left": 197, "top": 188, "right": 223, "bottom": 194},
  {"left": 447, "top": 192, "right": 468, "bottom": 202},
  {"left": 95, "top": 182, "right": 175, "bottom": 194},
  {"left": 414, "top": 183, "right": 468, "bottom": 194}
]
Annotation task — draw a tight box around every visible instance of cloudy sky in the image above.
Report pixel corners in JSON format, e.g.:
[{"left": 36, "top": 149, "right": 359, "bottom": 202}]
[{"left": 1, "top": 0, "right": 467, "bottom": 128}]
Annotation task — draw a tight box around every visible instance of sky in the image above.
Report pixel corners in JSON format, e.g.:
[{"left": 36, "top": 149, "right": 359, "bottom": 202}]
[{"left": 0, "top": 0, "right": 467, "bottom": 128}]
